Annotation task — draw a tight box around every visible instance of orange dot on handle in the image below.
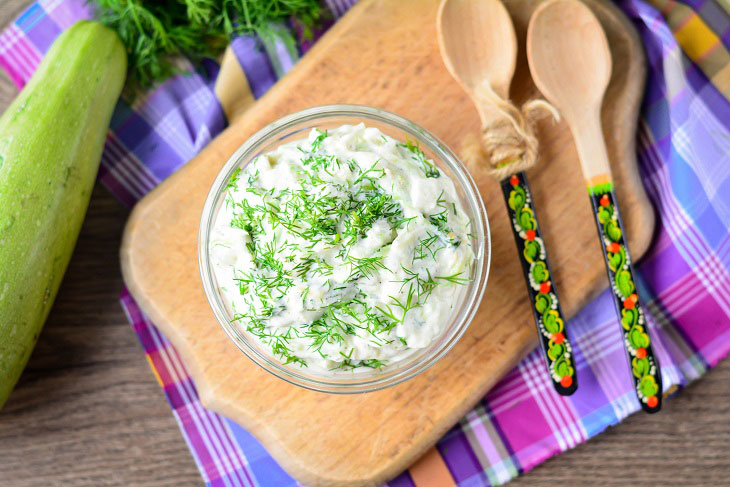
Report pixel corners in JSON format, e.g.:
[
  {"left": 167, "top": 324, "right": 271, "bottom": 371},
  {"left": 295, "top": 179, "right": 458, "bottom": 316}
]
[
  {"left": 560, "top": 376, "right": 573, "bottom": 388},
  {"left": 552, "top": 333, "right": 564, "bottom": 345},
  {"left": 647, "top": 396, "right": 659, "bottom": 408},
  {"left": 624, "top": 297, "right": 636, "bottom": 310},
  {"left": 526, "top": 230, "right": 536, "bottom": 241},
  {"left": 539, "top": 282, "right": 551, "bottom": 294},
  {"left": 607, "top": 242, "right": 620, "bottom": 253},
  {"left": 600, "top": 194, "right": 610, "bottom": 207},
  {"left": 510, "top": 175, "right": 519, "bottom": 187},
  {"left": 636, "top": 348, "right": 647, "bottom": 359}
]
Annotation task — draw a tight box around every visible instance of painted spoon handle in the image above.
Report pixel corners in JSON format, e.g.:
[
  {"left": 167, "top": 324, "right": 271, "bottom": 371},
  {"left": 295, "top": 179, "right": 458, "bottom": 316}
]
[
  {"left": 588, "top": 185, "right": 662, "bottom": 413},
  {"left": 501, "top": 172, "right": 577, "bottom": 396}
]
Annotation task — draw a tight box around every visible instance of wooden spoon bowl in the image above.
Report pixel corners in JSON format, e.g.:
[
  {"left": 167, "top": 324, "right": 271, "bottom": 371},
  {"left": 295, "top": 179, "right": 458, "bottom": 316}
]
[
  {"left": 527, "top": 0, "right": 614, "bottom": 180},
  {"left": 526, "top": 0, "right": 612, "bottom": 124},
  {"left": 437, "top": 0, "right": 517, "bottom": 124}
]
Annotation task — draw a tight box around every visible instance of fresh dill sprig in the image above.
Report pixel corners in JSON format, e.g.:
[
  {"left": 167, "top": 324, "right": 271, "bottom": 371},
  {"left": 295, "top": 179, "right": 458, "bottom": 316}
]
[
  {"left": 353, "top": 160, "right": 386, "bottom": 185},
  {"left": 376, "top": 285, "right": 418, "bottom": 327},
  {"left": 397, "top": 266, "right": 437, "bottom": 303},
  {"left": 345, "top": 255, "right": 390, "bottom": 281},
  {"left": 435, "top": 271, "right": 471, "bottom": 285},
  {"left": 91, "top": 0, "right": 328, "bottom": 93},
  {"left": 413, "top": 232, "right": 445, "bottom": 262}
]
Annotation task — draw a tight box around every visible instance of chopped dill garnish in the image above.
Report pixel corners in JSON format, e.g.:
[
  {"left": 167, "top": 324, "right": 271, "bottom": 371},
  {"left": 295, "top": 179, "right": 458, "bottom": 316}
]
[
  {"left": 397, "top": 266, "right": 437, "bottom": 303},
  {"left": 393, "top": 215, "right": 417, "bottom": 230},
  {"left": 345, "top": 255, "right": 391, "bottom": 281},
  {"left": 376, "top": 285, "right": 418, "bottom": 327},
  {"left": 429, "top": 191, "right": 461, "bottom": 247},
  {"left": 213, "top": 127, "right": 472, "bottom": 371},
  {"left": 353, "top": 160, "right": 386, "bottom": 185},
  {"left": 311, "top": 129, "right": 328, "bottom": 151},
  {"left": 333, "top": 357, "right": 386, "bottom": 371},
  {"left": 361, "top": 359, "right": 386, "bottom": 369},
  {"left": 435, "top": 272, "right": 471, "bottom": 285},
  {"left": 413, "top": 232, "right": 444, "bottom": 262},
  {"left": 399, "top": 138, "right": 440, "bottom": 178},
  {"left": 227, "top": 168, "right": 242, "bottom": 191}
]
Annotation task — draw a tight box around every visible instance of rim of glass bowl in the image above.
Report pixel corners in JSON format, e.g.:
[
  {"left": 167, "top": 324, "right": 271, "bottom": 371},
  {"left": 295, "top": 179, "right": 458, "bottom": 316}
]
[{"left": 199, "top": 105, "right": 491, "bottom": 393}]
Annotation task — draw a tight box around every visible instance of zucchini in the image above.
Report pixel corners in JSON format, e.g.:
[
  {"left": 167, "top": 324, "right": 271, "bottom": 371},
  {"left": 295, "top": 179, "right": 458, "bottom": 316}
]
[{"left": 0, "top": 21, "right": 126, "bottom": 409}]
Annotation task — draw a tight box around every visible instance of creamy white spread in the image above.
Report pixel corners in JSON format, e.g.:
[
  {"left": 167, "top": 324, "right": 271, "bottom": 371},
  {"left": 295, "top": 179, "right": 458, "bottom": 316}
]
[{"left": 210, "top": 124, "right": 474, "bottom": 371}]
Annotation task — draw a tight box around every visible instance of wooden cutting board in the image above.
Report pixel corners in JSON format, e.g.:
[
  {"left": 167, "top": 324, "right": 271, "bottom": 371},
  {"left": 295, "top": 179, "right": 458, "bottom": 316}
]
[{"left": 120, "top": 0, "right": 653, "bottom": 485}]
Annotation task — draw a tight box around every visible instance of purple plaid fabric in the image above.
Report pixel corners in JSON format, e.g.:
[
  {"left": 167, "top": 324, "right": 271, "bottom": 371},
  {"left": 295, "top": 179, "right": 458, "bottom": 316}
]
[{"left": 1, "top": 0, "right": 729, "bottom": 485}]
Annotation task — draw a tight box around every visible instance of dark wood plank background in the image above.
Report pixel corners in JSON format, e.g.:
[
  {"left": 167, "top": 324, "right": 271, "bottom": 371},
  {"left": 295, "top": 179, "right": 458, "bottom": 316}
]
[{"left": 0, "top": 1, "right": 728, "bottom": 486}]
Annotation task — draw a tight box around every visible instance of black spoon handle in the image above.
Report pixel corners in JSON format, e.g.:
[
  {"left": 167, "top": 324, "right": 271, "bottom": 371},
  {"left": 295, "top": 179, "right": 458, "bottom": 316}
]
[
  {"left": 588, "top": 185, "right": 662, "bottom": 413},
  {"left": 501, "top": 172, "right": 577, "bottom": 396}
]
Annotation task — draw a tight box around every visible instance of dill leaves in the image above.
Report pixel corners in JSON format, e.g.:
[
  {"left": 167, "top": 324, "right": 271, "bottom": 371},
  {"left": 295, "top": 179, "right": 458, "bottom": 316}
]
[
  {"left": 91, "top": 0, "right": 327, "bottom": 92},
  {"left": 399, "top": 138, "right": 440, "bottom": 178},
  {"left": 214, "top": 127, "right": 473, "bottom": 370}
]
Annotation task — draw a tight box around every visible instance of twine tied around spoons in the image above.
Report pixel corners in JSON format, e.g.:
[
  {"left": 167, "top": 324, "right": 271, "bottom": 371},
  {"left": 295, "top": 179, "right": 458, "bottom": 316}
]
[{"left": 461, "top": 81, "right": 560, "bottom": 181}]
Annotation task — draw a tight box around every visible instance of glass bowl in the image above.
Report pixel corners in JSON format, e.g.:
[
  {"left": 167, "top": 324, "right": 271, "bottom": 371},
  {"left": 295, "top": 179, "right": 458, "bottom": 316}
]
[{"left": 199, "top": 105, "right": 490, "bottom": 393}]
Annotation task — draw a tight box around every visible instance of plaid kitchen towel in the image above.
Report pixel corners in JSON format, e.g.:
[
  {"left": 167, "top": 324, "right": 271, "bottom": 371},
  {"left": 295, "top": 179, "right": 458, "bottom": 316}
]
[{"left": 2, "top": 0, "right": 730, "bottom": 485}]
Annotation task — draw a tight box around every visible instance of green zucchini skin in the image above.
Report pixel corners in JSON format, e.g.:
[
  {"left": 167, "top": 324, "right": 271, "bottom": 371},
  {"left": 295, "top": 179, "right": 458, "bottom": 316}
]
[{"left": 0, "top": 21, "right": 126, "bottom": 409}]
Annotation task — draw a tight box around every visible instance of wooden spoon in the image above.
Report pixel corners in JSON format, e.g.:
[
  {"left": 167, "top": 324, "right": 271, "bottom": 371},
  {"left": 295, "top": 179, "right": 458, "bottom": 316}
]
[
  {"left": 438, "top": 0, "right": 516, "bottom": 122},
  {"left": 527, "top": 0, "right": 662, "bottom": 412},
  {"left": 438, "top": 0, "right": 578, "bottom": 396}
]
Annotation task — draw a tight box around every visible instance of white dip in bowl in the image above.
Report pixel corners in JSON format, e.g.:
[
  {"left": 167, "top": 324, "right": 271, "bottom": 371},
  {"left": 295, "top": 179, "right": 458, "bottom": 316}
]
[{"left": 209, "top": 123, "right": 475, "bottom": 372}]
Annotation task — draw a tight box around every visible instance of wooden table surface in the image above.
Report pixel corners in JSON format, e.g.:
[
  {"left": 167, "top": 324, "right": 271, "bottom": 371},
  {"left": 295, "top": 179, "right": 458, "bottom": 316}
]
[{"left": 0, "top": 1, "right": 728, "bottom": 486}]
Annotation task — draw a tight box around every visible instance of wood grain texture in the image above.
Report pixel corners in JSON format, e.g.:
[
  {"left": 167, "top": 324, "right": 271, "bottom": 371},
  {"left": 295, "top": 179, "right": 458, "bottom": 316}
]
[
  {"left": 121, "top": 0, "right": 658, "bottom": 485},
  {"left": 0, "top": 1, "right": 728, "bottom": 487}
]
